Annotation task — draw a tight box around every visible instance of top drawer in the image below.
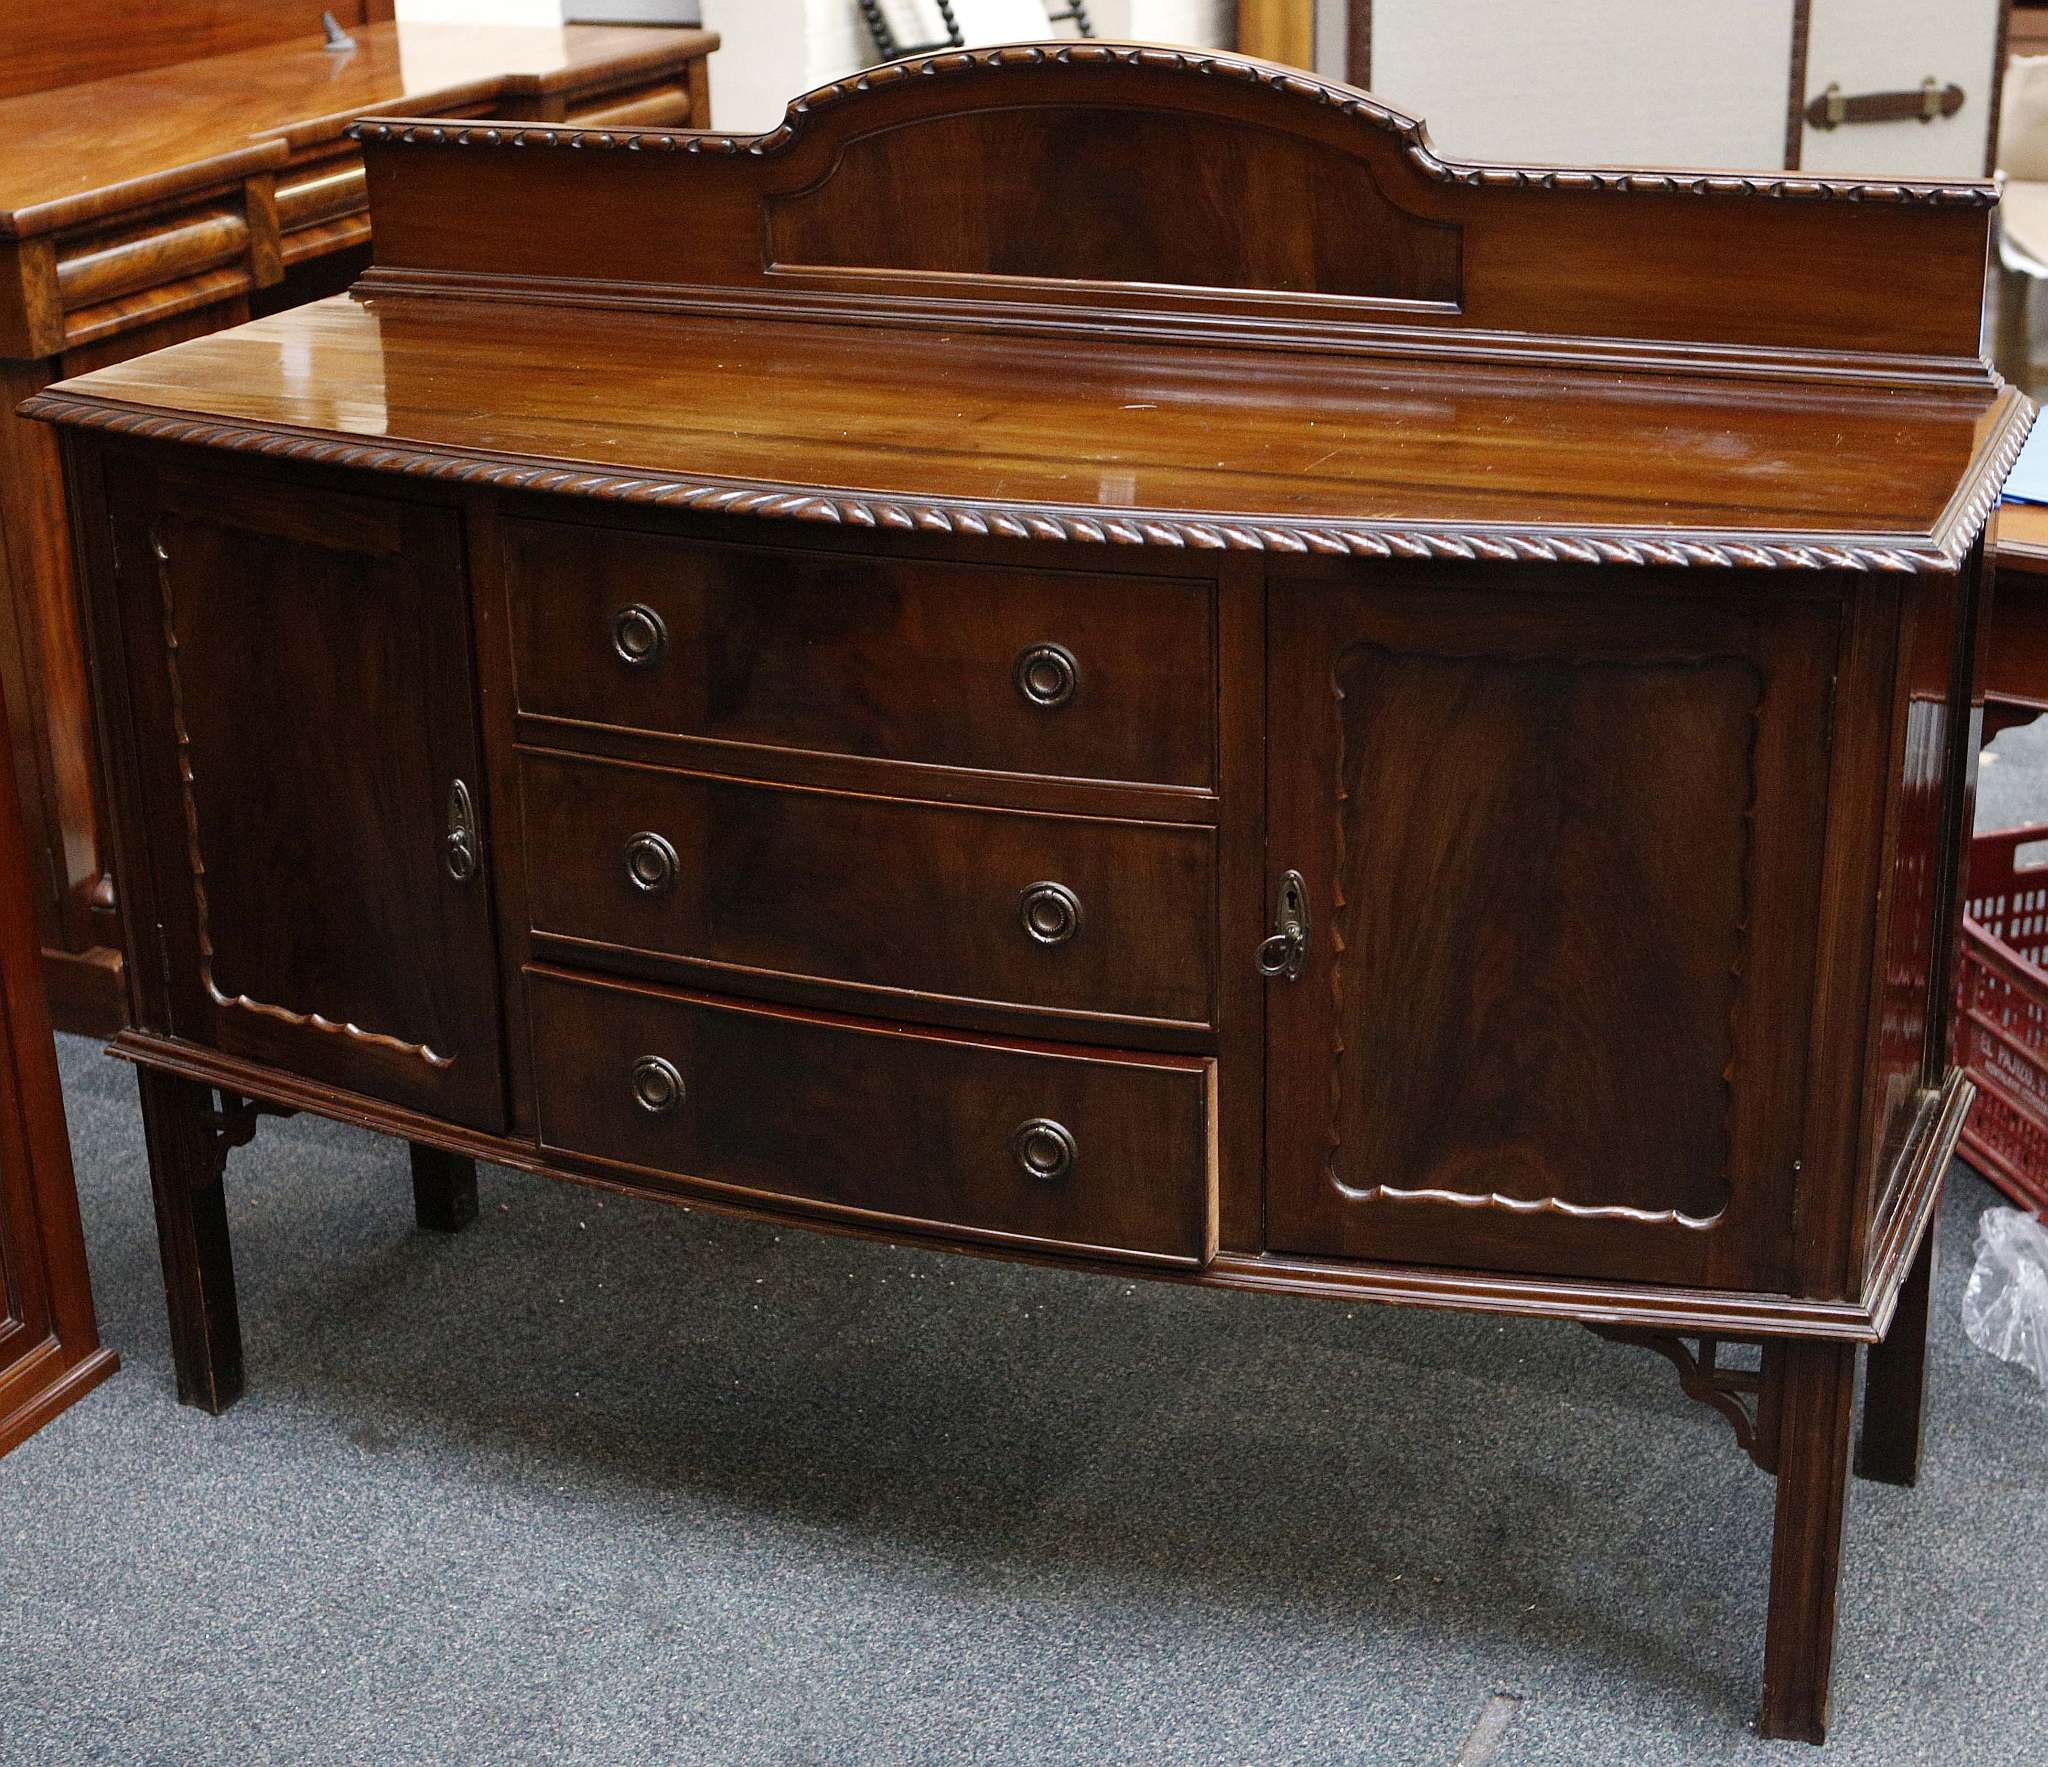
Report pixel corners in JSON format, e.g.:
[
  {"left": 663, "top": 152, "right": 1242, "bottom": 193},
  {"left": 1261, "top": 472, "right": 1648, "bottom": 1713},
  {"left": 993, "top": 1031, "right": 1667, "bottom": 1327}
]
[{"left": 503, "top": 519, "right": 1215, "bottom": 790}]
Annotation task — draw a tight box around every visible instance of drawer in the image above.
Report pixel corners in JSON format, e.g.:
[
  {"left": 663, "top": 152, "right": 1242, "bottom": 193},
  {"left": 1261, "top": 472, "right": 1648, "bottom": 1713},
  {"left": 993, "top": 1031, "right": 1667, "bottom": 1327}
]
[
  {"left": 527, "top": 968, "right": 1216, "bottom": 1265},
  {"left": 520, "top": 750, "right": 1216, "bottom": 1031},
  {"left": 503, "top": 518, "right": 1215, "bottom": 789}
]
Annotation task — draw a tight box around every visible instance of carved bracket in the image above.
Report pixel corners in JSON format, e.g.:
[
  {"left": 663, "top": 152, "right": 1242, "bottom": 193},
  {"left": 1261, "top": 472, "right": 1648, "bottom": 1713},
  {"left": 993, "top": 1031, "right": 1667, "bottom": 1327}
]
[
  {"left": 1590, "top": 1325, "right": 1781, "bottom": 1475},
  {"left": 191, "top": 1090, "right": 296, "bottom": 1187}
]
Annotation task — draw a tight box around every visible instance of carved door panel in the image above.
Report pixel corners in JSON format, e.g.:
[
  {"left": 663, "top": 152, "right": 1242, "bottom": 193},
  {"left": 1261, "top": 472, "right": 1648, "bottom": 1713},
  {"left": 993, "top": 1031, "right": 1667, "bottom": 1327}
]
[
  {"left": 106, "top": 457, "right": 506, "bottom": 1131},
  {"left": 1264, "top": 576, "right": 1838, "bottom": 1291}
]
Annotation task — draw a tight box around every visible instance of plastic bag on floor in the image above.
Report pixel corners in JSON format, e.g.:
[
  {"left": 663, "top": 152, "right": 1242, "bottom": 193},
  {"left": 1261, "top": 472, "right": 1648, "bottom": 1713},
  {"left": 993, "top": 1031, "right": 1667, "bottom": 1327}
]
[{"left": 1963, "top": 1207, "right": 2048, "bottom": 1389}]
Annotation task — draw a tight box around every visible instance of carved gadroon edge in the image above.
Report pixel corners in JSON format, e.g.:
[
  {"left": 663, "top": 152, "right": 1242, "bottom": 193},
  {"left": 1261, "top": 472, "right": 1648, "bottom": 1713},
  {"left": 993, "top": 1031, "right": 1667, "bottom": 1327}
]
[
  {"left": 23, "top": 394, "right": 2023, "bottom": 575},
  {"left": 348, "top": 42, "right": 2000, "bottom": 209}
]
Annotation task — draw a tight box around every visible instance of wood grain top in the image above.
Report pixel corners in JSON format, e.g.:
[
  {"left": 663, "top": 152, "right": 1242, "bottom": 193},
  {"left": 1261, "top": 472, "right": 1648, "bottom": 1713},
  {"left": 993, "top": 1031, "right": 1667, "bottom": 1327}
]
[
  {"left": 28, "top": 292, "right": 2030, "bottom": 573},
  {"left": 0, "top": 22, "right": 715, "bottom": 238}
]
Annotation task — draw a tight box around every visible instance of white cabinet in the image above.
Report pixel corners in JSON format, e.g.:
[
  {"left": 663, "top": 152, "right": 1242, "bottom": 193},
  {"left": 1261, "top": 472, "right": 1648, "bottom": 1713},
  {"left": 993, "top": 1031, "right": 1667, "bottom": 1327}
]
[{"left": 1355, "top": 0, "right": 2006, "bottom": 177}]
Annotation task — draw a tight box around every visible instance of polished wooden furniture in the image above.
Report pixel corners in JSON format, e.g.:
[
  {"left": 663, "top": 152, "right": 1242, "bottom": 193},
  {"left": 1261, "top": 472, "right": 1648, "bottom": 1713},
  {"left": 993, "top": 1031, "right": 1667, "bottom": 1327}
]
[
  {"left": 30, "top": 43, "right": 2028, "bottom": 1744},
  {"left": 0, "top": 2, "right": 716, "bottom": 1036},
  {"left": 0, "top": 655, "right": 114, "bottom": 1456}
]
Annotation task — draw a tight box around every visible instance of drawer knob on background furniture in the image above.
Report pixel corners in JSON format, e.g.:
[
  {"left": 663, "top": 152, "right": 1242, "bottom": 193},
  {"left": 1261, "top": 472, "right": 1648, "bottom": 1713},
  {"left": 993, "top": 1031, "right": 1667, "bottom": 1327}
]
[
  {"left": 1019, "top": 880, "right": 1082, "bottom": 945},
  {"left": 1014, "top": 642, "right": 1079, "bottom": 709},
  {"left": 624, "top": 831, "right": 680, "bottom": 895},
  {"left": 611, "top": 603, "right": 668, "bottom": 667},
  {"left": 630, "top": 1055, "right": 686, "bottom": 1116},
  {"left": 1011, "top": 1117, "right": 1078, "bottom": 1182}
]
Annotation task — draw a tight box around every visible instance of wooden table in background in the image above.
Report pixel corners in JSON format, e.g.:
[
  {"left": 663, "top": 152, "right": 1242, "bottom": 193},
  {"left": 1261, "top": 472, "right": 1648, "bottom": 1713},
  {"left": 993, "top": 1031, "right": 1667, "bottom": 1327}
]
[{"left": 0, "top": 0, "right": 716, "bottom": 1036}]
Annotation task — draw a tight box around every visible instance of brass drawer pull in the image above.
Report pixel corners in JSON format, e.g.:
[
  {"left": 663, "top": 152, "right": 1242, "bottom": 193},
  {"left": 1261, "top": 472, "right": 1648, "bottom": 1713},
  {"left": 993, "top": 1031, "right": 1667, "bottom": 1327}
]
[
  {"left": 1014, "top": 642, "right": 1079, "bottom": 709},
  {"left": 631, "top": 1054, "right": 685, "bottom": 1115},
  {"left": 1019, "top": 880, "right": 1082, "bottom": 945},
  {"left": 1011, "top": 1117, "right": 1077, "bottom": 1182},
  {"left": 612, "top": 603, "right": 668, "bottom": 667},
  {"left": 624, "top": 830, "right": 679, "bottom": 895}
]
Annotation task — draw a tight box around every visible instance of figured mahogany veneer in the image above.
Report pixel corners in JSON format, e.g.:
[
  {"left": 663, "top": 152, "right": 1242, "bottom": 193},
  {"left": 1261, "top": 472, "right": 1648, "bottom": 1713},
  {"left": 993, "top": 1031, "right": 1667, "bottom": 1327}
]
[
  {"left": 28, "top": 44, "right": 2032, "bottom": 1746},
  {"left": 0, "top": 9, "right": 716, "bottom": 1035}
]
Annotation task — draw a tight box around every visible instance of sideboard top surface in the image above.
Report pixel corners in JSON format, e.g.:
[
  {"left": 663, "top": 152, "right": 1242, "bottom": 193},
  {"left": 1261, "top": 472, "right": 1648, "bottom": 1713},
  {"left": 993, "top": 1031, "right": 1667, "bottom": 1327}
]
[
  {"left": 0, "top": 22, "right": 716, "bottom": 238},
  {"left": 25, "top": 43, "right": 2032, "bottom": 572},
  {"left": 27, "top": 290, "right": 2028, "bottom": 573}
]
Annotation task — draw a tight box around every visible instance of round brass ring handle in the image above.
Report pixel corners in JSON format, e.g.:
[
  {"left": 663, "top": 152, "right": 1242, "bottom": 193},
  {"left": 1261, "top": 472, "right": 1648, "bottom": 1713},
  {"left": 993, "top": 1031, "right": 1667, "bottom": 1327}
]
[
  {"left": 1014, "top": 642, "right": 1079, "bottom": 709},
  {"left": 624, "top": 831, "right": 680, "bottom": 896},
  {"left": 631, "top": 1055, "right": 686, "bottom": 1116},
  {"left": 1019, "top": 881, "right": 1082, "bottom": 946},
  {"left": 612, "top": 603, "right": 668, "bottom": 668},
  {"left": 1011, "top": 1117, "right": 1078, "bottom": 1183}
]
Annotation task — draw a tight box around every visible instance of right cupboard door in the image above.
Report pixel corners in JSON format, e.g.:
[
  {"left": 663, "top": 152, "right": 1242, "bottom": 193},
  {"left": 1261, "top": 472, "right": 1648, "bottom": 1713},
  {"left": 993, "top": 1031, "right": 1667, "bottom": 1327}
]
[{"left": 1264, "top": 575, "right": 1838, "bottom": 1291}]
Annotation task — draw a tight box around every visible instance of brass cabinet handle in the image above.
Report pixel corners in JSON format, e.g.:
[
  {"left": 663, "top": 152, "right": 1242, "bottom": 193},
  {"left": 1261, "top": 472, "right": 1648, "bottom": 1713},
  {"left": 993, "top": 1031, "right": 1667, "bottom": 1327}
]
[
  {"left": 1011, "top": 1117, "right": 1077, "bottom": 1182},
  {"left": 612, "top": 603, "right": 669, "bottom": 667},
  {"left": 631, "top": 1055, "right": 685, "bottom": 1116},
  {"left": 444, "top": 779, "right": 479, "bottom": 883},
  {"left": 1014, "top": 642, "right": 1079, "bottom": 709},
  {"left": 1806, "top": 77, "right": 1963, "bottom": 130},
  {"left": 624, "top": 831, "right": 679, "bottom": 895},
  {"left": 1019, "top": 880, "right": 1082, "bottom": 945}
]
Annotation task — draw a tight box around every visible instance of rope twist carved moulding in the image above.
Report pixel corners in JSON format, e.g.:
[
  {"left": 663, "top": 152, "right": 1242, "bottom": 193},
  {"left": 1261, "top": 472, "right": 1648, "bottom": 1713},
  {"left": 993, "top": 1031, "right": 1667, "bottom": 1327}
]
[{"left": 21, "top": 395, "right": 2029, "bottom": 577}]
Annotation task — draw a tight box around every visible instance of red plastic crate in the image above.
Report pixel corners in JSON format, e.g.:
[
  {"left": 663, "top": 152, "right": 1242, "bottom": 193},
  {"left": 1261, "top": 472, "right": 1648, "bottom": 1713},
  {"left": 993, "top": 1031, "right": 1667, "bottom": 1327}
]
[{"left": 1957, "top": 822, "right": 2048, "bottom": 1214}]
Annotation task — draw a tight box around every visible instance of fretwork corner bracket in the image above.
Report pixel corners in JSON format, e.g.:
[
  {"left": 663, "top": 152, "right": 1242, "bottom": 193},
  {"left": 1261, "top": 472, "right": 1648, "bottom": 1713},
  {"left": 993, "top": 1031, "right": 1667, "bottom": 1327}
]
[{"left": 1591, "top": 1325, "right": 1780, "bottom": 1474}]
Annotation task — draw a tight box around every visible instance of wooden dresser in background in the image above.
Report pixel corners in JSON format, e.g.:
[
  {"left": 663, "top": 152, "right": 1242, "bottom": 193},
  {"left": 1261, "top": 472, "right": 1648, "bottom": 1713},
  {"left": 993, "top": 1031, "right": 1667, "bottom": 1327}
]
[
  {"left": 0, "top": 656, "right": 112, "bottom": 1456},
  {"left": 0, "top": 0, "right": 716, "bottom": 1035},
  {"left": 27, "top": 45, "right": 2027, "bottom": 1744}
]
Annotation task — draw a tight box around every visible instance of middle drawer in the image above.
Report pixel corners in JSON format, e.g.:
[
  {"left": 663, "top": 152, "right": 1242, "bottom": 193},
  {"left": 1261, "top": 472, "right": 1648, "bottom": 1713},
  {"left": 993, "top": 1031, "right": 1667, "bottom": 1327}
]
[{"left": 519, "top": 750, "right": 1217, "bottom": 1032}]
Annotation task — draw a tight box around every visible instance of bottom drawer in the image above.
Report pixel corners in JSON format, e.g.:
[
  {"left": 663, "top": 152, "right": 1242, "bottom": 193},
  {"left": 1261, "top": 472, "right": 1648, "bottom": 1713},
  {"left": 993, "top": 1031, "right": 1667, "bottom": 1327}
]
[{"left": 528, "top": 968, "right": 1216, "bottom": 1266}]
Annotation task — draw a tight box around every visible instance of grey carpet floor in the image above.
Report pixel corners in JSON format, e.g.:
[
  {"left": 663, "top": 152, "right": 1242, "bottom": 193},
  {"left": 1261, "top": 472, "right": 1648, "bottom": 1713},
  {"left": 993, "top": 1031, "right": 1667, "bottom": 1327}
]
[{"left": 1, "top": 1040, "right": 2044, "bottom": 1766}]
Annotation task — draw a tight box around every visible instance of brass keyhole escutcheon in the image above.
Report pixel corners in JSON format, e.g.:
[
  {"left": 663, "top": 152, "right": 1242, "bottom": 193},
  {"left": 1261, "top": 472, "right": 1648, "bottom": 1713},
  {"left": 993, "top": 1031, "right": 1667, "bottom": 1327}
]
[
  {"left": 1011, "top": 1117, "right": 1077, "bottom": 1182},
  {"left": 612, "top": 603, "right": 668, "bottom": 667},
  {"left": 444, "top": 779, "right": 479, "bottom": 883},
  {"left": 631, "top": 1055, "right": 685, "bottom": 1116},
  {"left": 1019, "top": 881, "right": 1082, "bottom": 946},
  {"left": 1013, "top": 642, "right": 1079, "bottom": 709}
]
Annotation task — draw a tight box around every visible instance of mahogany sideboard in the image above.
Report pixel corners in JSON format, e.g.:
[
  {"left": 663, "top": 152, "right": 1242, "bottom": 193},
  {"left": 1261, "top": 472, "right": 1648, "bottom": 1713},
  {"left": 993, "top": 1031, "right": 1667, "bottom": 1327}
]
[
  {"left": 0, "top": 654, "right": 113, "bottom": 1456},
  {"left": 0, "top": 0, "right": 716, "bottom": 1035},
  {"left": 27, "top": 45, "right": 2030, "bottom": 1744}
]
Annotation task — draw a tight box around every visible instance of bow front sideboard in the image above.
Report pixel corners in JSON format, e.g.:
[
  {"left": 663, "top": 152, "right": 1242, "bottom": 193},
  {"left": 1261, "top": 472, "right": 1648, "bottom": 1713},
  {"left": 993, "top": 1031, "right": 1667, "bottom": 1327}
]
[{"left": 26, "top": 45, "right": 2028, "bottom": 1743}]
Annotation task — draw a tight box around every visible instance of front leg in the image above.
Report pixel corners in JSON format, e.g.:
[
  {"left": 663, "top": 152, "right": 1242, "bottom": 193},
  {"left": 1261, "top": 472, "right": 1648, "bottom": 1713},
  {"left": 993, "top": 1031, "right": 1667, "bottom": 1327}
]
[
  {"left": 135, "top": 1068, "right": 245, "bottom": 1414},
  {"left": 1855, "top": 1223, "right": 1935, "bottom": 1487},
  {"left": 1759, "top": 1339, "right": 1859, "bottom": 1744},
  {"left": 409, "top": 1143, "right": 479, "bottom": 1233}
]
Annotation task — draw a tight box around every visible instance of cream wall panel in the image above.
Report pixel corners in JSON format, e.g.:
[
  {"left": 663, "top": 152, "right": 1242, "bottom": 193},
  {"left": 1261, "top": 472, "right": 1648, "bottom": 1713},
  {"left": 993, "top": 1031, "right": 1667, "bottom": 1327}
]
[
  {"left": 1798, "top": 0, "right": 2001, "bottom": 177},
  {"left": 705, "top": 0, "right": 1233, "bottom": 134},
  {"left": 1370, "top": 0, "right": 1795, "bottom": 171}
]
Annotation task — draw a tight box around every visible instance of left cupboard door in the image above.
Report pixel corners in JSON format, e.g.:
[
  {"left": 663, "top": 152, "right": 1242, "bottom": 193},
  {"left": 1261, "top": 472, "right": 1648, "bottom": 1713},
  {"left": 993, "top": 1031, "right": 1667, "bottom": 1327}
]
[{"left": 104, "top": 456, "right": 506, "bottom": 1132}]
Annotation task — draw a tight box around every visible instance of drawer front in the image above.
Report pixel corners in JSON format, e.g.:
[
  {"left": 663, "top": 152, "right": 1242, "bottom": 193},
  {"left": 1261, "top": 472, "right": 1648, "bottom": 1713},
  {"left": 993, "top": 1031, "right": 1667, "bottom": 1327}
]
[
  {"left": 504, "top": 519, "right": 1215, "bottom": 789},
  {"left": 528, "top": 969, "right": 1216, "bottom": 1265},
  {"left": 521, "top": 751, "right": 1216, "bottom": 1030}
]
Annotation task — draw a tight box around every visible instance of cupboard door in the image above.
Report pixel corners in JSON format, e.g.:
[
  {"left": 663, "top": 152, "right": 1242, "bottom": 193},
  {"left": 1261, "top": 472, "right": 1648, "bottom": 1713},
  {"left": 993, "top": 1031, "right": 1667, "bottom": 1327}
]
[
  {"left": 109, "top": 460, "right": 505, "bottom": 1130},
  {"left": 1265, "top": 577, "right": 1836, "bottom": 1290}
]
